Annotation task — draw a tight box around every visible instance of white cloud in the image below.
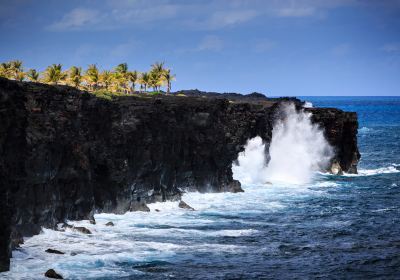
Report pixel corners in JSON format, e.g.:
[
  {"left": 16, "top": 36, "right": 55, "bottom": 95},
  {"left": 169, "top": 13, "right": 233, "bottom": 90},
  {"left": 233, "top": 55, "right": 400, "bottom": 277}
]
[
  {"left": 47, "top": 0, "right": 359, "bottom": 32},
  {"left": 204, "top": 10, "right": 259, "bottom": 29},
  {"left": 48, "top": 8, "right": 101, "bottom": 31},
  {"left": 197, "top": 35, "right": 223, "bottom": 51},
  {"left": 275, "top": 7, "right": 316, "bottom": 17},
  {"left": 110, "top": 3, "right": 180, "bottom": 24},
  {"left": 382, "top": 43, "right": 400, "bottom": 53}
]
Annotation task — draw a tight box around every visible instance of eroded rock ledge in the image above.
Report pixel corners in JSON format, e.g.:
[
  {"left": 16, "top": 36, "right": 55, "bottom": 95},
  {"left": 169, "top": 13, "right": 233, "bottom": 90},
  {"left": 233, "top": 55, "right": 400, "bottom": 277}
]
[{"left": 0, "top": 78, "right": 359, "bottom": 271}]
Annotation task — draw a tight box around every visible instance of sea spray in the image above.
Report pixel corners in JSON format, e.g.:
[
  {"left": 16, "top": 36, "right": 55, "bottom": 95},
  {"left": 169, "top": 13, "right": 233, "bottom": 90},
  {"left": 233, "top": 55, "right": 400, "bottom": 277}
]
[
  {"left": 233, "top": 103, "right": 333, "bottom": 184},
  {"left": 231, "top": 136, "right": 267, "bottom": 185}
]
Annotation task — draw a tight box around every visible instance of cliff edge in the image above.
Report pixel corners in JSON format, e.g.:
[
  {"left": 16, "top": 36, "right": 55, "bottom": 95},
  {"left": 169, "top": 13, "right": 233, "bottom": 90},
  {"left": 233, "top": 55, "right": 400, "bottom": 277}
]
[{"left": 0, "top": 78, "right": 359, "bottom": 271}]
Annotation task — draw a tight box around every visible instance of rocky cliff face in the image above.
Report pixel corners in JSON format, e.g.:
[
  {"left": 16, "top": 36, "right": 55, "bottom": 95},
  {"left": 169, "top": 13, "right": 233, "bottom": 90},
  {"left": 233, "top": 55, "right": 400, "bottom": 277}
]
[{"left": 0, "top": 78, "right": 359, "bottom": 271}]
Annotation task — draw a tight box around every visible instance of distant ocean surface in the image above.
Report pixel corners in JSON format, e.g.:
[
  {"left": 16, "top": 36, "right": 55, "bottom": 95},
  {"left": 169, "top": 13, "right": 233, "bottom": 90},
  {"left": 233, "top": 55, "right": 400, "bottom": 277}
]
[{"left": 2, "top": 96, "right": 400, "bottom": 279}]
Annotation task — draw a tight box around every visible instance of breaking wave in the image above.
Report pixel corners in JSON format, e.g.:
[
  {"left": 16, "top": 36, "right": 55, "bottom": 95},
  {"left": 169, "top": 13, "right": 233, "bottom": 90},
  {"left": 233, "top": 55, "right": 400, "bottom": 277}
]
[{"left": 233, "top": 103, "right": 333, "bottom": 184}]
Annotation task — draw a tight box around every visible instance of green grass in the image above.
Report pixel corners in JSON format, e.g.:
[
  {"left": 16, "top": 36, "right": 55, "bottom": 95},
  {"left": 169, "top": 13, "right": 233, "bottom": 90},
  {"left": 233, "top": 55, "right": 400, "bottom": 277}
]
[
  {"left": 147, "top": 91, "right": 163, "bottom": 96},
  {"left": 91, "top": 90, "right": 129, "bottom": 100},
  {"left": 91, "top": 90, "right": 175, "bottom": 100}
]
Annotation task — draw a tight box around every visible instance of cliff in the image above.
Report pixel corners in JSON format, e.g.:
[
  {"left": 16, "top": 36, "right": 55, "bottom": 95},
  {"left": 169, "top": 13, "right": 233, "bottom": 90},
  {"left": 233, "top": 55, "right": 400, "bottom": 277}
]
[{"left": 0, "top": 78, "right": 360, "bottom": 271}]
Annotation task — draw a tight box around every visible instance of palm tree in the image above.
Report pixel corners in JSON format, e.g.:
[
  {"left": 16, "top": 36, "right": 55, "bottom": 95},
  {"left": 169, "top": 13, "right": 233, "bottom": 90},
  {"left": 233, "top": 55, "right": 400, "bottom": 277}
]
[
  {"left": 150, "top": 61, "right": 165, "bottom": 92},
  {"left": 84, "top": 64, "right": 100, "bottom": 90},
  {"left": 43, "top": 64, "right": 66, "bottom": 85},
  {"left": 110, "top": 72, "right": 126, "bottom": 93},
  {"left": 126, "top": 70, "right": 138, "bottom": 93},
  {"left": 10, "top": 60, "right": 24, "bottom": 80},
  {"left": 68, "top": 66, "right": 82, "bottom": 88},
  {"left": 15, "top": 71, "right": 25, "bottom": 81},
  {"left": 100, "top": 70, "right": 113, "bottom": 91},
  {"left": 163, "top": 69, "right": 175, "bottom": 94},
  {"left": 27, "top": 69, "right": 39, "bottom": 82},
  {"left": 115, "top": 63, "right": 128, "bottom": 75},
  {"left": 114, "top": 63, "right": 129, "bottom": 93},
  {"left": 149, "top": 71, "right": 162, "bottom": 92},
  {"left": 0, "top": 62, "right": 12, "bottom": 79},
  {"left": 138, "top": 72, "right": 150, "bottom": 93}
]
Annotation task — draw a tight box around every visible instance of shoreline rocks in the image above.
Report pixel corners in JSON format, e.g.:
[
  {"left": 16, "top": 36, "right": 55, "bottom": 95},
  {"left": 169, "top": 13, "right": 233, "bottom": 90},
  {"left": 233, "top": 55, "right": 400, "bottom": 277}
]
[
  {"left": 45, "top": 249, "right": 64, "bottom": 255},
  {"left": 179, "top": 201, "right": 195, "bottom": 211},
  {"left": 44, "top": 269, "right": 63, "bottom": 279}
]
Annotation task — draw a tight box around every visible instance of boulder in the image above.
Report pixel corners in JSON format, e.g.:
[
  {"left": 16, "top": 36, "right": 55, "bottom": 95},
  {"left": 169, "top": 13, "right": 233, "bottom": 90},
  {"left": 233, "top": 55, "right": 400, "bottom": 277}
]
[
  {"left": 73, "top": 227, "right": 92, "bottom": 234},
  {"left": 45, "top": 249, "right": 64, "bottom": 255},
  {"left": 130, "top": 201, "right": 150, "bottom": 212},
  {"left": 105, "top": 222, "right": 114, "bottom": 226},
  {"left": 179, "top": 200, "right": 195, "bottom": 211},
  {"left": 44, "top": 269, "right": 63, "bottom": 279}
]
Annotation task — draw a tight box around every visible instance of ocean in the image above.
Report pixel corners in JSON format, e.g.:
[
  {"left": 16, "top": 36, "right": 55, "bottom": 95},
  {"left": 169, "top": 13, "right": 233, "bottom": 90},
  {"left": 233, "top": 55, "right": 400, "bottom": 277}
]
[{"left": 2, "top": 96, "right": 400, "bottom": 279}]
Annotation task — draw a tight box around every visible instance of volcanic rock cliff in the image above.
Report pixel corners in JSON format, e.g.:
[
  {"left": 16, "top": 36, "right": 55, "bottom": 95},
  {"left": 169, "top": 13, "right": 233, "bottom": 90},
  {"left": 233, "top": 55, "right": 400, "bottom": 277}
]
[{"left": 0, "top": 78, "right": 360, "bottom": 271}]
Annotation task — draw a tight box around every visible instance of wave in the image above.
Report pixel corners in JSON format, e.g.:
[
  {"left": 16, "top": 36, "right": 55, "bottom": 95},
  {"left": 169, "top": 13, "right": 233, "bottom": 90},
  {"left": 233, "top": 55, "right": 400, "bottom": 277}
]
[
  {"left": 303, "top": 101, "right": 313, "bottom": 108},
  {"left": 344, "top": 165, "right": 399, "bottom": 177},
  {"left": 233, "top": 103, "right": 333, "bottom": 185},
  {"left": 358, "top": 127, "right": 373, "bottom": 134}
]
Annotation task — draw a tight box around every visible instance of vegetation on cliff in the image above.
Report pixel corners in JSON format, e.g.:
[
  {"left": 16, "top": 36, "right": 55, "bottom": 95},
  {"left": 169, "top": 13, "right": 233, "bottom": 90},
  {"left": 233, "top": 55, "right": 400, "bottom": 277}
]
[{"left": 0, "top": 60, "right": 175, "bottom": 95}]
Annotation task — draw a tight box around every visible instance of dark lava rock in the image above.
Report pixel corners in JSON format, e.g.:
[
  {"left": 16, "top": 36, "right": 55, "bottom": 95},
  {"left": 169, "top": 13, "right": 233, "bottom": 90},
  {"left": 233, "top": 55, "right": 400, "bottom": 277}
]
[
  {"left": 73, "top": 227, "right": 92, "bottom": 234},
  {"left": 61, "top": 223, "right": 91, "bottom": 234},
  {"left": 179, "top": 200, "right": 195, "bottom": 211},
  {"left": 10, "top": 229, "right": 24, "bottom": 250},
  {"left": 0, "top": 78, "right": 360, "bottom": 271},
  {"left": 130, "top": 201, "right": 150, "bottom": 212},
  {"left": 105, "top": 222, "right": 114, "bottom": 226},
  {"left": 45, "top": 249, "right": 64, "bottom": 255},
  {"left": 44, "top": 269, "right": 63, "bottom": 279},
  {"left": 223, "top": 180, "right": 244, "bottom": 193}
]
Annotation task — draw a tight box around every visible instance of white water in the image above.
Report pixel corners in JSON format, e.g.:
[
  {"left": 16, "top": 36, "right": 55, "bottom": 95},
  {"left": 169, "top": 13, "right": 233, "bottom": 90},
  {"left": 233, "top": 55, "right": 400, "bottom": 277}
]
[
  {"left": 233, "top": 103, "right": 333, "bottom": 184},
  {"left": 3, "top": 181, "right": 334, "bottom": 280}
]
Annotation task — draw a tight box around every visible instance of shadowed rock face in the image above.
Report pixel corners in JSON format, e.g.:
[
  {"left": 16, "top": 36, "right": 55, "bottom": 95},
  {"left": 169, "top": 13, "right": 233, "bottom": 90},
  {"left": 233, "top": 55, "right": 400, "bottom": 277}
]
[{"left": 0, "top": 78, "right": 359, "bottom": 271}]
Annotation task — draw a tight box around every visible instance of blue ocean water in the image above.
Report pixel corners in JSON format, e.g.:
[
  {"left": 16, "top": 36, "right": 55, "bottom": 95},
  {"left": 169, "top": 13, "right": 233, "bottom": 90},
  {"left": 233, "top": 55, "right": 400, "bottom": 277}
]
[{"left": 2, "top": 97, "right": 400, "bottom": 279}]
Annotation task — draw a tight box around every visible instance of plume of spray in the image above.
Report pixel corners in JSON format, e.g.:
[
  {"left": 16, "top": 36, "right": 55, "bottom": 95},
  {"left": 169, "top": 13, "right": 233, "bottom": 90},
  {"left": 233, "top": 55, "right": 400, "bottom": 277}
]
[{"left": 232, "top": 103, "right": 334, "bottom": 185}]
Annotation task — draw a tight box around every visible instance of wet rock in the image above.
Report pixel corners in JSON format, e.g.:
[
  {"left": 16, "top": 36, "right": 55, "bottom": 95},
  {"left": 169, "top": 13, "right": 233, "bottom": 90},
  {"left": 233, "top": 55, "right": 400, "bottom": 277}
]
[
  {"left": 89, "top": 219, "right": 96, "bottom": 225},
  {"left": 179, "top": 200, "right": 195, "bottom": 211},
  {"left": 155, "top": 209, "right": 160, "bottom": 212},
  {"left": 105, "top": 222, "right": 114, "bottom": 226},
  {"left": 61, "top": 223, "right": 91, "bottom": 234},
  {"left": 10, "top": 229, "right": 24, "bottom": 250},
  {"left": 330, "top": 160, "right": 343, "bottom": 175},
  {"left": 224, "top": 180, "right": 244, "bottom": 193},
  {"left": 130, "top": 201, "right": 150, "bottom": 212},
  {"left": 44, "top": 269, "right": 63, "bottom": 279},
  {"left": 45, "top": 249, "right": 64, "bottom": 255},
  {"left": 73, "top": 227, "right": 92, "bottom": 234},
  {"left": 70, "top": 252, "right": 77, "bottom": 256}
]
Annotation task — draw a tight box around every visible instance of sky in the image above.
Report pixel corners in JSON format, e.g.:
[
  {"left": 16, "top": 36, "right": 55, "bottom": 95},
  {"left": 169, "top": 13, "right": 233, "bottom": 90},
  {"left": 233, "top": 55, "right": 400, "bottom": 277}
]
[{"left": 1, "top": 0, "right": 400, "bottom": 96}]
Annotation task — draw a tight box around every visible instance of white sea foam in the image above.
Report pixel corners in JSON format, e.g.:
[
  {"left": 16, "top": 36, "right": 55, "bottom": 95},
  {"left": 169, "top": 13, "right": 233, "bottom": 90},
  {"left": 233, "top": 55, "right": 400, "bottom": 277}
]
[
  {"left": 344, "top": 165, "right": 399, "bottom": 177},
  {"left": 303, "top": 101, "right": 313, "bottom": 108},
  {"left": 233, "top": 103, "right": 333, "bottom": 185},
  {"left": 358, "top": 126, "right": 372, "bottom": 134}
]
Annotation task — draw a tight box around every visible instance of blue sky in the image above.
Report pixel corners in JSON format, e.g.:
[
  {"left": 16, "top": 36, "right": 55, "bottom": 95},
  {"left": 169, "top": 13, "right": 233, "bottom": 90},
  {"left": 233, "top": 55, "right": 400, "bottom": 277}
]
[{"left": 1, "top": 0, "right": 400, "bottom": 96}]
